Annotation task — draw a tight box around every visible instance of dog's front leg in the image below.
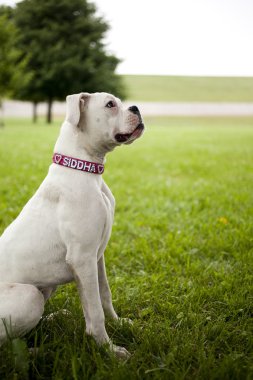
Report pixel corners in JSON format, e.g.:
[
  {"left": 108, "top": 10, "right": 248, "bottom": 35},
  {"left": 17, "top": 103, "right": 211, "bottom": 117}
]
[
  {"left": 98, "top": 255, "right": 118, "bottom": 319},
  {"left": 98, "top": 255, "right": 133, "bottom": 327},
  {"left": 67, "top": 253, "right": 108, "bottom": 343},
  {"left": 67, "top": 251, "right": 130, "bottom": 358}
]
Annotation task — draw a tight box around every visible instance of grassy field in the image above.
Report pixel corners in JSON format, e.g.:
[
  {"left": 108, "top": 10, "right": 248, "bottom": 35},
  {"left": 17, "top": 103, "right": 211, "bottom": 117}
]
[
  {"left": 0, "top": 117, "right": 253, "bottom": 379},
  {"left": 122, "top": 75, "right": 253, "bottom": 102}
]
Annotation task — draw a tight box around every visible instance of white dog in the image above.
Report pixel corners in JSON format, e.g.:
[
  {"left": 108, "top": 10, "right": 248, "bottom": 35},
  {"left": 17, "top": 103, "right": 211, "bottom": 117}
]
[{"left": 0, "top": 92, "right": 144, "bottom": 358}]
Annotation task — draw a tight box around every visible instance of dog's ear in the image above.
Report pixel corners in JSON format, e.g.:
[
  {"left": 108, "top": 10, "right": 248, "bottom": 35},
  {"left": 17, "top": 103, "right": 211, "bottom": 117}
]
[{"left": 65, "top": 92, "right": 90, "bottom": 126}]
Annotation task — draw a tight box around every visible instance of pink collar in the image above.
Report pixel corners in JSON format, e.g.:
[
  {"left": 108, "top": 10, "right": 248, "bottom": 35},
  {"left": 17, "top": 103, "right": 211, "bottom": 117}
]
[{"left": 53, "top": 153, "right": 104, "bottom": 174}]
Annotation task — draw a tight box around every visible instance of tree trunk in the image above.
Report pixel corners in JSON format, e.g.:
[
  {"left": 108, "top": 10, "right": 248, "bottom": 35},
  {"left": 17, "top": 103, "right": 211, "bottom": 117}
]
[
  {"left": 47, "top": 98, "right": 53, "bottom": 123},
  {"left": 33, "top": 102, "right": 38, "bottom": 123},
  {"left": 0, "top": 99, "right": 4, "bottom": 128}
]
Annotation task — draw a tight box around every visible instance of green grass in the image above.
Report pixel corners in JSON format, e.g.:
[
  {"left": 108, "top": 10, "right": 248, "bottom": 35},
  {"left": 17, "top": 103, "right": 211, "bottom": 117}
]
[
  {"left": 0, "top": 117, "right": 253, "bottom": 380},
  {"left": 122, "top": 75, "right": 253, "bottom": 102}
]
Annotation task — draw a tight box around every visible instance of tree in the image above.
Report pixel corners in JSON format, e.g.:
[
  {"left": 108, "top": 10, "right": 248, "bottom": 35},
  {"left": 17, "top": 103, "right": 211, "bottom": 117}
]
[
  {"left": 13, "top": 0, "right": 126, "bottom": 123},
  {"left": 0, "top": 6, "right": 29, "bottom": 125}
]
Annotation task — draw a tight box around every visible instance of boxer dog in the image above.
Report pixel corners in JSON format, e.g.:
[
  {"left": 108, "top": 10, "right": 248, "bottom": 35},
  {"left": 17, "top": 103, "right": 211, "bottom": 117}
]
[{"left": 0, "top": 92, "right": 144, "bottom": 358}]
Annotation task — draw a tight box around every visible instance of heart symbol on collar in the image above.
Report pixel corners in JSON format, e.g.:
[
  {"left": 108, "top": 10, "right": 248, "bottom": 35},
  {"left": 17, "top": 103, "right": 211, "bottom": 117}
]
[
  {"left": 98, "top": 165, "right": 104, "bottom": 174},
  {"left": 54, "top": 154, "right": 62, "bottom": 164}
]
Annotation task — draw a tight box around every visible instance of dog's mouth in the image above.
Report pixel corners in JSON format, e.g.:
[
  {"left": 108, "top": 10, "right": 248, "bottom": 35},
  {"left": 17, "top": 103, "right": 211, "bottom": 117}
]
[{"left": 115, "top": 123, "right": 144, "bottom": 143}]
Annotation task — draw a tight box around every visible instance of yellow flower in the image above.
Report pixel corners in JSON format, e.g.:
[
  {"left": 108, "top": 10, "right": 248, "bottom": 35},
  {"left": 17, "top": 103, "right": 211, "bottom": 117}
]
[{"left": 218, "top": 217, "right": 229, "bottom": 225}]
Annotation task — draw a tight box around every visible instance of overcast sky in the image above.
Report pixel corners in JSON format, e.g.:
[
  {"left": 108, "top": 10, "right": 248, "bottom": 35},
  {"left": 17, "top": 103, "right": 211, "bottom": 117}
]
[{"left": 1, "top": 0, "right": 253, "bottom": 76}]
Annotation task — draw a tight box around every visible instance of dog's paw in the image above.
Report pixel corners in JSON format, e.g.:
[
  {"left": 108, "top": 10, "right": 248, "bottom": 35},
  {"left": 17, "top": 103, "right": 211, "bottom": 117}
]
[{"left": 111, "top": 344, "right": 131, "bottom": 360}]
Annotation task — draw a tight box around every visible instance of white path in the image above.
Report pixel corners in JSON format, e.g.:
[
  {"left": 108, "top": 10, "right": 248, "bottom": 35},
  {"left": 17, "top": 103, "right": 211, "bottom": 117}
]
[{"left": 2, "top": 100, "right": 253, "bottom": 118}]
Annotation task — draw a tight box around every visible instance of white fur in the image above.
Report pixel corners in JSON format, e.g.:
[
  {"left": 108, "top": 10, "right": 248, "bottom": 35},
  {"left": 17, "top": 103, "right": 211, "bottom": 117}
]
[{"left": 0, "top": 92, "right": 144, "bottom": 358}]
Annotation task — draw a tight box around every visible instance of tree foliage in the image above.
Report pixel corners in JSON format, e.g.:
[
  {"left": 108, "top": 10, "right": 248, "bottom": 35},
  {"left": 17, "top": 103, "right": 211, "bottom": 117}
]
[
  {"left": 13, "top": 0, "right": 126, "bottom": 122},
  {"left": 0, "top": 6, "right": 29, "bottom": 100}
]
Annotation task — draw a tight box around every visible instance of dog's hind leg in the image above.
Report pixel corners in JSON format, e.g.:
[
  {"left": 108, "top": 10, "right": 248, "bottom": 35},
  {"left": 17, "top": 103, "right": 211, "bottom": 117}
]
[
  {"left": 40, "top": 286, "right": 57, "bottom": 302},
  {"left": 0, "top": 283, "right": 44, "bottom": 346}
]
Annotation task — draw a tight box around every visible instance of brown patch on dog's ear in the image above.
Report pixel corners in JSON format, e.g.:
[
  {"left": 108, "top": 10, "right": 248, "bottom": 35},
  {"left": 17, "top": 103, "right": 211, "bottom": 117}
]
[
  {"left": 79, "top": 93, "right": 90, "bottom": 112},
  {"left": 65, "top": 92, "right": 90, "bottom": 127},
  {"left": 78, "top": 93, "right": 90, "bottom": 130}
]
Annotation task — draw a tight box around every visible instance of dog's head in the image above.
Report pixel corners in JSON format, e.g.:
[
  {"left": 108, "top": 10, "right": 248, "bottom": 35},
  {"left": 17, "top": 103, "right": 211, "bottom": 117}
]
[{"left": 65, "top": 92, "right": 144, "bottom": 154}]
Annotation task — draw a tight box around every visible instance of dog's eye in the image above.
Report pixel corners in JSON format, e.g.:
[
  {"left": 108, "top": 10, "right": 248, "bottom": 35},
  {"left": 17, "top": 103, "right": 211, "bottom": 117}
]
[{"left": 106, "top": 100, "right": 116, "bottom": 108}]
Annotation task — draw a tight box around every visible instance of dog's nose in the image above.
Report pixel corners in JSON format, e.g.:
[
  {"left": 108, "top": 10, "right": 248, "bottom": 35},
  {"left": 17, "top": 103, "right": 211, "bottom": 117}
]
[{"left": 128, "top": 105, "right": 140, "bottom": 115}]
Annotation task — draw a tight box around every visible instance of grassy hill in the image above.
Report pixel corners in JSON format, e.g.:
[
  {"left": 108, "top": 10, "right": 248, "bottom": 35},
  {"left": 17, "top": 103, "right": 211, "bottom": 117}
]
[{"left": 122, "top": 75, "right": 253, "bottom": 102}]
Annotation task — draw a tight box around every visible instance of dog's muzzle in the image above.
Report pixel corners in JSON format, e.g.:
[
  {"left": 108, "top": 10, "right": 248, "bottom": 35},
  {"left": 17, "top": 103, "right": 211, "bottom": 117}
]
[
  {"left": 115, "top": 105, "right": 144, "bottom": 143},
  {"left": 115, "top": 123, "right": 144, "bottom": 143}
]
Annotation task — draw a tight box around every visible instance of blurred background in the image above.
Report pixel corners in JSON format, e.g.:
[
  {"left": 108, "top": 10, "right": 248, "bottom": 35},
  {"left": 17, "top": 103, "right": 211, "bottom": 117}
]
[
  {"left": 0, "top": 0, "right": 253, "bottom": 123},
  {"left": 1, "top": 2, "right": 253, "bottom": 378}
]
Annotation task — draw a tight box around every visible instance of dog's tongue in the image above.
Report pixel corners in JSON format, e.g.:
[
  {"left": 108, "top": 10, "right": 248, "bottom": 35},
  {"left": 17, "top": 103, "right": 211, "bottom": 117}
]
[{"left": 130, "top": 125, "right": 143, "bottom": 139}]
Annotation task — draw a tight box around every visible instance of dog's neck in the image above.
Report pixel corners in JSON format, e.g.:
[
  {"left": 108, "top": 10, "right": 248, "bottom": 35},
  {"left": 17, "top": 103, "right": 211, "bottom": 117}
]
[{"left": 54, "top": 121, "right": 106, "bottom": 165}]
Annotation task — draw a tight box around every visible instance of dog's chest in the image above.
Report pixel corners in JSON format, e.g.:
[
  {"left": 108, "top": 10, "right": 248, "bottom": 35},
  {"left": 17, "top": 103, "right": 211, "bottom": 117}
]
[
  {"left": 101, "top": 190, "right": 114, "bottom": 222},
  {"left": 97, "top": 187, "right": 114, "bottom": 260}
]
